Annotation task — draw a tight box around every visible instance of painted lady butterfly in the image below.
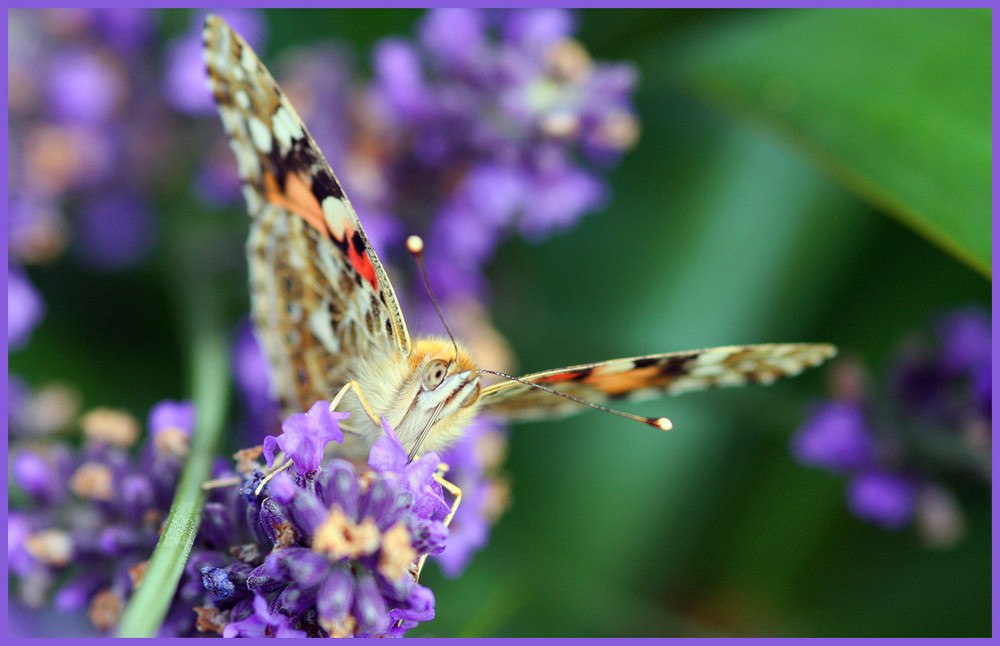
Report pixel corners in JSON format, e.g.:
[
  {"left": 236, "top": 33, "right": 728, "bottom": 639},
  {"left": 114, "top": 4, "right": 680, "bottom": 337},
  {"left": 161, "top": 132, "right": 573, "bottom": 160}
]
[{"left": 202, "top": 15, "right": 836, "bottom": 460}]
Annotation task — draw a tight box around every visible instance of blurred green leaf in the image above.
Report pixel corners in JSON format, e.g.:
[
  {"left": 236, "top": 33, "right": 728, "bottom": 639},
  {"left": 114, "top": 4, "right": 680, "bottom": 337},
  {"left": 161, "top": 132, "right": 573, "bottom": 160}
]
[{"left": 658, "top": 8, "right": 990, "bottom": 277}]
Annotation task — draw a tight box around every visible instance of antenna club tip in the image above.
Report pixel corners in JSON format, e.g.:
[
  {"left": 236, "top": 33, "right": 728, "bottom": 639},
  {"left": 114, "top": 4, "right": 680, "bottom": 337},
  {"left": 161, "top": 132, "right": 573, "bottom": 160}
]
[
  {"left": 406, "top": 235, "right": 424, "bottom": 255},
  {"left": 652, "top": 417, "right": 672, "bottom": 431}
]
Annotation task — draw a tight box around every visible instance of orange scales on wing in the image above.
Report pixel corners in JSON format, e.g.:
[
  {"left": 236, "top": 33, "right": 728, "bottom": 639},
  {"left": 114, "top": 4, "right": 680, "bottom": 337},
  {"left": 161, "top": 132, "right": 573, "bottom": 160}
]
[
  {"left": 579, "top": 365, "right": 666, "bottom": 397},
  {"left": 343, "top": 226, "right": 378, "bottom": 290},
  {"left": 262, "top": 167, "right": 379, "bottom": 290},
  {"left": 262, "top": 169, "right": 328, "bottom": 236}
]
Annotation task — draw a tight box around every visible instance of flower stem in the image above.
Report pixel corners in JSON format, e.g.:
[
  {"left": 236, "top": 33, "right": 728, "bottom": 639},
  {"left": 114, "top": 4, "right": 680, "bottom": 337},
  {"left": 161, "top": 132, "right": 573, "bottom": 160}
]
[{"left": 115, "top": 276, "right": 232, "bottom": 637}]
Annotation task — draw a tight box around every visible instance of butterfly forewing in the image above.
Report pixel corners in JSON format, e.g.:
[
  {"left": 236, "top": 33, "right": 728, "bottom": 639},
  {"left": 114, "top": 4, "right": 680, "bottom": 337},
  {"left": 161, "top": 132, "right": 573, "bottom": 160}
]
[
  {"left": 479, "top": 343, "right": 837, "bottom": 421},
  {"left": 203, "top": 16, "right": 410, "bottom": 414}
]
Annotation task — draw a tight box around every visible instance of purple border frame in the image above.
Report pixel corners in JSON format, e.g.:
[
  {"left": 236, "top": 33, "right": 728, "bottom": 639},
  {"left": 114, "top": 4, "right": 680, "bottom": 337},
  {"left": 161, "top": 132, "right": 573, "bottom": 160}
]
[{"left": 3, "top": 4, "right": 994, "bottom": 643}]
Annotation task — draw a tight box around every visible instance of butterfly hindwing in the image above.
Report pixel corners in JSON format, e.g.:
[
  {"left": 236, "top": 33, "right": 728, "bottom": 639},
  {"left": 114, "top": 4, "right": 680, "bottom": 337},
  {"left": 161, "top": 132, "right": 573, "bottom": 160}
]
[
  {"left": 479, "top": 343, "right": 837, "bottom": 421},
  {"left": 203, "top": 15, "right": 410, "bottom": 413}
]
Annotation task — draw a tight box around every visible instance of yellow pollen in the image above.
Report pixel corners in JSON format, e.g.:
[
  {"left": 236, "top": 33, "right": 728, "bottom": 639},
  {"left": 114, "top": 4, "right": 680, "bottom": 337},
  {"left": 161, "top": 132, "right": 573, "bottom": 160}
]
[
  {"left": 378, "top": 523, "right": 417, "bottom": 581},
  {"left": 80, "top": 407, "right": 140, "bottom": 447},
  {"left": 25, "top": 528, "right": 72, "bottom": 566},
  {"left": 70, "top": 462, "right": 114, "bottom": 501},
  {"left": 313, "top": 506, "right": 380, "bottom": 560}
]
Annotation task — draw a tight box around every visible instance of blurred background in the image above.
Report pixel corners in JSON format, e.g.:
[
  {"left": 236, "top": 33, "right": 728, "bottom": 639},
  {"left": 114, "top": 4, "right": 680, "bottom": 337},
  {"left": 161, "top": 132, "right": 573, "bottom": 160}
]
[{"left": 8, "top": 8, "right": 990, "bottom": 637}]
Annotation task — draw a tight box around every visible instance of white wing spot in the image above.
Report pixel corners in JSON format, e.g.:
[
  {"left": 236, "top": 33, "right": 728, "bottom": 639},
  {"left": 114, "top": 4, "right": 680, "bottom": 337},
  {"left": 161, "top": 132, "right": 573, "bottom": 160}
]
[
  {"left": 235, "top": 89, "right": 252, "bottom": 110},
  {"left": 241, "top": 185, "right": 263, "bottom": 214},
  {"left": 309, "top": 300, "right": 341, "bottom": 355},
  {"left": 271, "top": 107, "right": 295, "bottom": 153},
  {"left": 231, "top": 61, "right": 246, "bottom": 82},
  {"left": 213, "top": 29, "right": 232, "bottom": 75},
  {"left": 598, "top": 359, "right": 634, "bottom": 374},
  {"left": 667, "top": 376, "right": 711, "bottom": 395},
  {"left": 247, "top": 115, "right": 273, "bottom": 155},
  {"left": 239, "top": 44, "right": 257, "bottom": 74},
  {"left": 694, "top": 349, "right": 732, "bottom": 365},
  {"left": 715, "top": 372, "right": 749, "bottom": 387},
  {"left": 321, "top": 196, "right": 353, "bottom": 232},
  {"left": 229, "top": 139, "right": 258, "bottom": 181},
  {"left": 279, "top": 100, "right": 304, "bottom": 139},
  {"left": 690, "top": 363, "right": 727, "bottom": 378}
]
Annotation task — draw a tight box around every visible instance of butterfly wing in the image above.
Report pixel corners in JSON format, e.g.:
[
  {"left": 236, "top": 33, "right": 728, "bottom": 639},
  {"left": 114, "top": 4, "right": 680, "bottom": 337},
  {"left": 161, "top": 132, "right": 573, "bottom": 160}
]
[
  {"left": 203, "top": 15, "right": 410, "bottom": 413},
  {"left": 479, "top": 343, "right": 837, "bottom": 421}
]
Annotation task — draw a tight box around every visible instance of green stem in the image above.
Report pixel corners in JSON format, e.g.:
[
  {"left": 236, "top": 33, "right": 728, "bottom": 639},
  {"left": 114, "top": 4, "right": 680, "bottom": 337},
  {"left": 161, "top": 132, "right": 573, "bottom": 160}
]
[{"left": 115, "top": 280, "right": 231, "bottom": 637}]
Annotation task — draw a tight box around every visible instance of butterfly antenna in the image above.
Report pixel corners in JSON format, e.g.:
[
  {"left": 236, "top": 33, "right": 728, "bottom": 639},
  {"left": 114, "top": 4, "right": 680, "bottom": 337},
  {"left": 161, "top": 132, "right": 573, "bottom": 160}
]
[
  {"left": 407, "top": 235, "right": 460, "bottom": 359},
  {"left": 477, "top": 368, "right": 673, "bottom": 431}
]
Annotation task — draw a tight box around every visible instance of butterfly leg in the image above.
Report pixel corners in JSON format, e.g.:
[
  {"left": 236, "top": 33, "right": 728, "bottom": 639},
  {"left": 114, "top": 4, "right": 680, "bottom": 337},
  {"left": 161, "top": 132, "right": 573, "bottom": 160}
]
[
  {"left": 329, "top": 380, "right": 382, "bottom": 426},
  {"left": 411, "top": 463, "right": 463, "bottom": 584},
  {"left": 201, "top": 475, "right": 241, "bottom": 490},
  {"left": 254, "top": 457, "right": 293, "bottom": 495}
]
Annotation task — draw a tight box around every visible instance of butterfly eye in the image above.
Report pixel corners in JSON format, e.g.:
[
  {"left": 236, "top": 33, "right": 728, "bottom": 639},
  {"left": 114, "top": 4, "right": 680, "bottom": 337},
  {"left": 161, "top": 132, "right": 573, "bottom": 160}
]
[
  {"left": 422, "top": 359, "right": 449, "bottom": 390},
  {"left": 459, "top": 381, "right": 481, "bottom": 408}
]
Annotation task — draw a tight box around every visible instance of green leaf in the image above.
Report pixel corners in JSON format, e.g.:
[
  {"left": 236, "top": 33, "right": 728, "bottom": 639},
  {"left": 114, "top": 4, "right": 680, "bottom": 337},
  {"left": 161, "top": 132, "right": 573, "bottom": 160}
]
[
  {"left": 115, "top": 275, "right": 232, "bottom": 637},
  {"left": 657, "top": 8, "right": 991, "bottom": 277}
]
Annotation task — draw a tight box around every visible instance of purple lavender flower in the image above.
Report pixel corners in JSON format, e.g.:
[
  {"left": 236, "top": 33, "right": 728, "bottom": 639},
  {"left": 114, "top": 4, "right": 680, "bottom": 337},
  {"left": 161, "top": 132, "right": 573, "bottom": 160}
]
[
  {"left": 91, "top": 8, "right": 155, "bottom": 53},
  {"left": 223, "top": 594, "right": 308, "bottom": 637},
  {"left": 263, "top": 401, "right": 347, "bottom": 476},
  {"left": 7, "top": 379, "right": 82, "bottom": 440},
  {"left": 8, "top": 8, "right": 174, "bottom": 273},
  {"left": 937, "top": 307, "right": 991, "bottom": 377},
  {"left": 365, "top": 9, "right": 639, "bottom": 305},
  {"left": 47, "top": 48, "right": 125, "bottom": 123},
  {"left": 8, "top": 263, "right": 46, "bottom": 350},
  {"left": 7, "top": 192, "right": 69, "bottom": 264},
  {"left": 197, "top": 409, "right": 448, "bottom": 637},
  {"left": 791, "top": 400, "right": 875, "bottom": 472},
  {"left": 792, "top": 306, "right": 990, "bottom": 545},
  {"left": 847, "top": 471, "right": 918, "bottom": 530},
  {"left": 73, "top": 194, "right": 157, "bottom": 271},
  {"left": 6, "top": 398, "right": 218, "bottom": 635}
]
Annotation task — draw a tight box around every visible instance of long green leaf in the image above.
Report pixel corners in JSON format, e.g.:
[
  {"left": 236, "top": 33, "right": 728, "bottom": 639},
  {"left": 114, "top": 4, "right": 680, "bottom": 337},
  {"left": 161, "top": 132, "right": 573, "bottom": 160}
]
[
  {"left": 657, "top": 8, "right": 991, "bottom": 277},
  {"left": 115, "top": 280, "right": 231, "bottom": 637}
]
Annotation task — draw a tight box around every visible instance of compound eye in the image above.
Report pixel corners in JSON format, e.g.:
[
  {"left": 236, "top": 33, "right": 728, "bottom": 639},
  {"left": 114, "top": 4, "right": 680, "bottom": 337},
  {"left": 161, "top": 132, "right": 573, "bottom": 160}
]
[
  {"left": 421, "top": 359, "right": 449, "bottom": 390},
  {"left": 459, "top": 381, "right": 481, "bottom": 408}
]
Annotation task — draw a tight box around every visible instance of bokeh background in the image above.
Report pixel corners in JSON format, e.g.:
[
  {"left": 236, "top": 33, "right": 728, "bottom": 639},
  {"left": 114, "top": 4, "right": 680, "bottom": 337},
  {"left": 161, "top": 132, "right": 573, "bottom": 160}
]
[{"left": 8, "top": 8, "right": 990, "bottom": 637}]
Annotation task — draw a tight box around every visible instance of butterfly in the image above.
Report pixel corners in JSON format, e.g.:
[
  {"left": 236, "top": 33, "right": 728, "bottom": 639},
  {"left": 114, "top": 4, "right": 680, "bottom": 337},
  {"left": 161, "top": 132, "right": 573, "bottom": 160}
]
[{"left": 202, "top": 15, "right": 836, "bottom": 461}]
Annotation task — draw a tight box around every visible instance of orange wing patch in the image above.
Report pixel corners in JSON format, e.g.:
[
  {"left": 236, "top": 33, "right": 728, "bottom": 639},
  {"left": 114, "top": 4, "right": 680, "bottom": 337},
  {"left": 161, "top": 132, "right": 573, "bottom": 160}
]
[
  {"left": 580, "top": 365, "right": 663, "bottom": 397},
  {"left": 261, "top": 167, "right": 378, "bottom": 291},
  {"left": 336, "top": 225, "right": 379, "bottom": 291},
  {"left": 535, "top": 369, "right": 590, "bottom": 383},
  {"left": 262, "top": 170, "right": 328, "bottom": 236}
]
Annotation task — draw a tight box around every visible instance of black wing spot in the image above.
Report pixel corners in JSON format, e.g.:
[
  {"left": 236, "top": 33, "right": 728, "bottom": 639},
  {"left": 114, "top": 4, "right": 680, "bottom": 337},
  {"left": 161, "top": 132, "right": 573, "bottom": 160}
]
[
  {"left": 310, "top": 168, "right": 345, "bottom": 201},
  {"left": 350, "top": 230, "right": 367, "bottom": 255},
  {"left": 266, "top": 146, "right": 288, "bottom": 188},
  {"left": 658, "top": 356, "right": 692, "bottom": 377}
]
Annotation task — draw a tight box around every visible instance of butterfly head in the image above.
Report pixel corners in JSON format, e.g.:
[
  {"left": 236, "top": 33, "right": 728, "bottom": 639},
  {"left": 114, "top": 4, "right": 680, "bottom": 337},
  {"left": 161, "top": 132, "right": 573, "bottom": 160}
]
[{"left": 398, "top": 338, "right": 482, "bottom": 458}]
